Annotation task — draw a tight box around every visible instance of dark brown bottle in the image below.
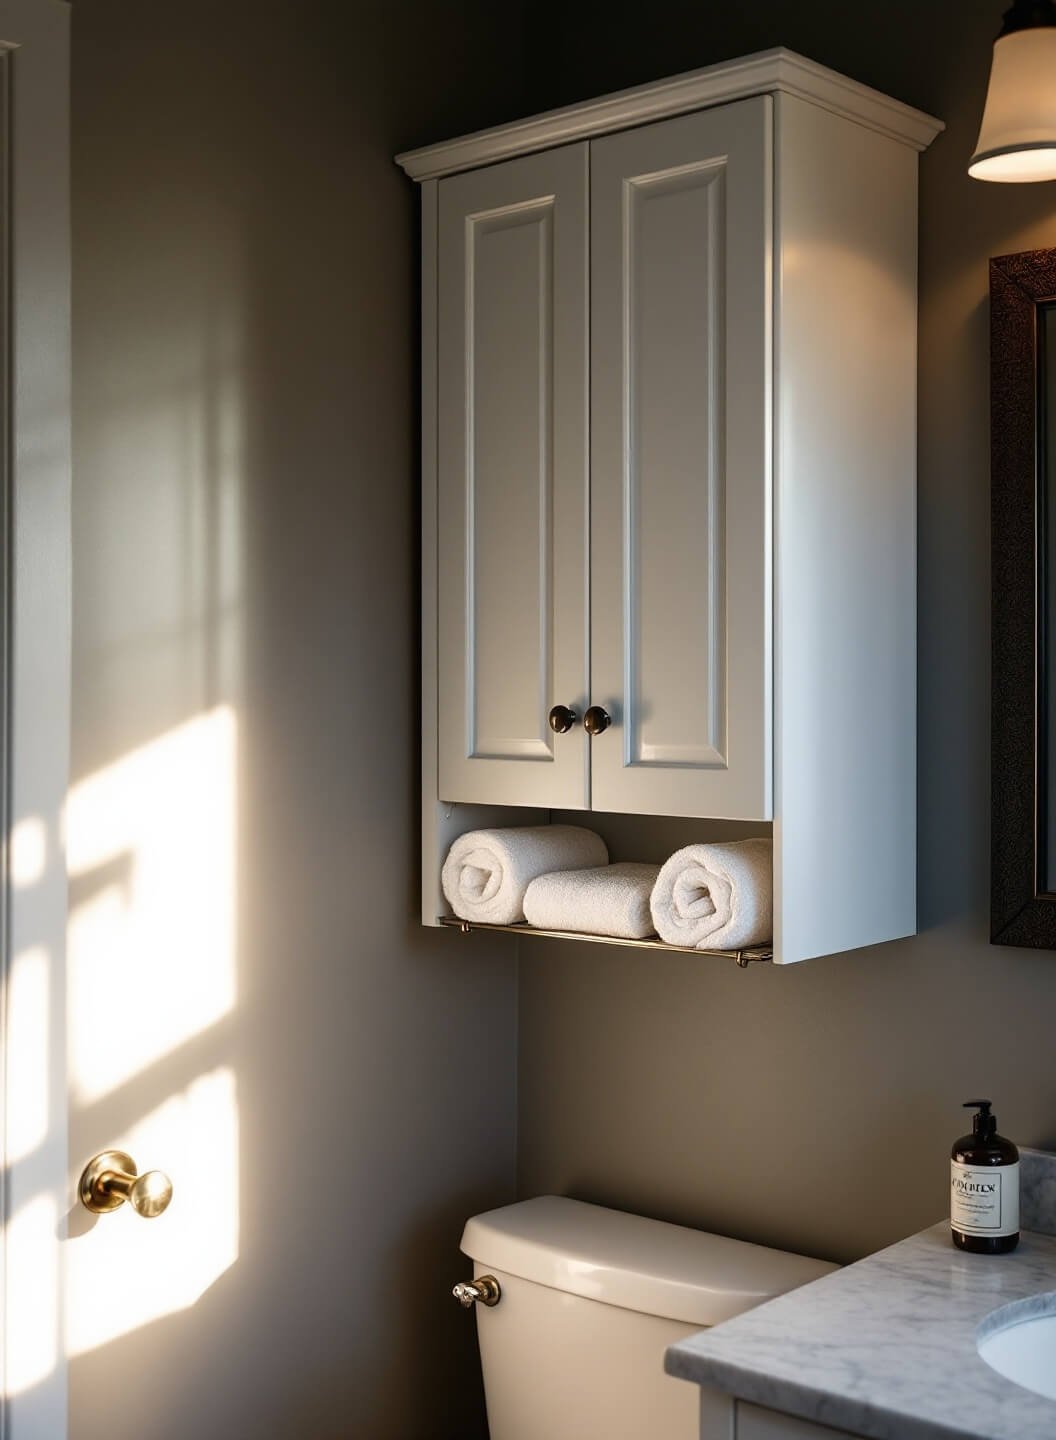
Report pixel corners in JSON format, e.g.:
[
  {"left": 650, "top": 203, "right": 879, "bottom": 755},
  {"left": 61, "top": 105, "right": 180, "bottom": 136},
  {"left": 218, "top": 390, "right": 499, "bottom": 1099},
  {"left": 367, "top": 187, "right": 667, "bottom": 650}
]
[{"left": 950, "top": 1100, "right": 1019, "bottom": 1254}]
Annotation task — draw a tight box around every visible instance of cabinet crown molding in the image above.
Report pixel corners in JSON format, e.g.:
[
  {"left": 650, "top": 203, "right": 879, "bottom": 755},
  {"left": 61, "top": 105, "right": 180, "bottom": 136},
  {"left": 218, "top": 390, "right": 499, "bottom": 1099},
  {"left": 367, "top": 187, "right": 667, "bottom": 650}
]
[{"left": 394, "top": 47, "right": 944, "bottom": 181}]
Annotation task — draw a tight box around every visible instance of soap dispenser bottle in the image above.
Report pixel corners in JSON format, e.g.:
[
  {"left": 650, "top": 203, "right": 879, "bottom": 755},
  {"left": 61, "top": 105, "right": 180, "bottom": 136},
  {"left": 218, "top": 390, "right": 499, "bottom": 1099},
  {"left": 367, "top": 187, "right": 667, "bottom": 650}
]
[{"left": 950, "top": 1100, "right": 1019, "bottom": 1254}]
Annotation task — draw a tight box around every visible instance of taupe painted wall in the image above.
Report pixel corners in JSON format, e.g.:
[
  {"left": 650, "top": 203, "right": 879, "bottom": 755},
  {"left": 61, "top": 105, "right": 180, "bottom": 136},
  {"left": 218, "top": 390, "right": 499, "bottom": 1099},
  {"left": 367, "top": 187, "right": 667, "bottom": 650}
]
[
  {"left": 66, "top": 1, "right": 1056, "bottom": 1433},
  {"left": 517, "top": 1, "right": 1056, "bottom": 1266},
  {"left": 69, "top": 4, "right": 523, "bottom": 1436}
]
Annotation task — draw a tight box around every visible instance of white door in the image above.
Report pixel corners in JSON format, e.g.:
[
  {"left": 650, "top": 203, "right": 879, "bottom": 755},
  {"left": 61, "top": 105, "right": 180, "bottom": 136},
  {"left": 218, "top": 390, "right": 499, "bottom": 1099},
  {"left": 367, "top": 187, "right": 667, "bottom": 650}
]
[
  {"left": 436, "top": 144, "right": 590, "bottom": 809},
  {"left": 0, "top": 8, "right": 228, "bottom": 1434},
  {"left": 1, "top": 3, "right": 71, "bottom": 1436},
  {"left": 589, "top": 98, "right": 773, "bottom": 820}
]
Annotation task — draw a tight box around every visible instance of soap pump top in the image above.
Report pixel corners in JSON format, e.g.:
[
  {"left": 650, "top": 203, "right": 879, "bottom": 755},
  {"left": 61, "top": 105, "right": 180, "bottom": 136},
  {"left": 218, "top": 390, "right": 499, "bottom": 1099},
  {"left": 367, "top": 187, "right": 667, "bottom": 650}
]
[
  {"left": 964, "top": 1099, "right": 997, "bottom": 1139},
  {"left": 955, "top": 1099, "right": 1016, "bottom": 1161}
]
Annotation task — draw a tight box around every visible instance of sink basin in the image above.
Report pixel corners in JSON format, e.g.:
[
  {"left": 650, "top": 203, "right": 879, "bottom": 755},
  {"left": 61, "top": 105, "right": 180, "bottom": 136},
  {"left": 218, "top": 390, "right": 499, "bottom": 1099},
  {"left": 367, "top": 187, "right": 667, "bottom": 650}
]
[{"left": 978, "top": 1295, "right": 1056, "bottom": 1402}]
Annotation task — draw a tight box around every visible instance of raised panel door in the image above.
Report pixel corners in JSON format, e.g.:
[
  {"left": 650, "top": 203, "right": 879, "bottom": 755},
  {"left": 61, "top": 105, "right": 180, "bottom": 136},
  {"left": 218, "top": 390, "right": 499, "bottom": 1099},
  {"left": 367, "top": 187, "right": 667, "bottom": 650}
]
[
  {"left": 436, "top": 145, "right": 589, "bottom": 807},
  {"left": 589, "top": 99, "right": 772, "bottom": 819}
]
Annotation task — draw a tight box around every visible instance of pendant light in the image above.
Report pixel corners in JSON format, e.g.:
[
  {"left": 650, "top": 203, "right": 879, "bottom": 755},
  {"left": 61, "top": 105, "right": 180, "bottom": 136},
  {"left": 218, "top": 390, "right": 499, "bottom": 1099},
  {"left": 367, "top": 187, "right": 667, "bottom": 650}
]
[{"left": 970, "top": 0, "right": 1056, "bottom": 181}]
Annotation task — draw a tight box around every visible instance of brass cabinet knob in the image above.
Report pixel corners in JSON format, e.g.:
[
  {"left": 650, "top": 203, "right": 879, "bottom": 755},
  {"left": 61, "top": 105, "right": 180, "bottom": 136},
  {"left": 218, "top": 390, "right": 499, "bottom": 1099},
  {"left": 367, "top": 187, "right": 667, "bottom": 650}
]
[
  {"left": 79, "top": 1149, "right": 173, "bottom": 1219},
  {"left": 583, "top": 705, "right": 611, "bottom": 736},
  {"left": 452, "top": 1274, "right": 501, "bottom": 1308},
  {"left": 548, "top": 704, "right": 578, "bottom": 734}
]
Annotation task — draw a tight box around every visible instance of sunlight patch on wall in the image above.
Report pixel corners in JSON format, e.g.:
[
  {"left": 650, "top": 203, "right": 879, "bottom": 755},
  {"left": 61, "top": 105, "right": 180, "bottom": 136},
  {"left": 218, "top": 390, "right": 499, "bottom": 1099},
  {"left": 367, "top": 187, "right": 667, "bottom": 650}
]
[
  {"left": 5, "top": 1194, "right": 59, "bottom": 1395},
  {"left": 66, "top": 706, "right": 237, "bottom": 1103},
  {"left": 66, "top": 1066, "right": 239, "bottom": 1356},
  {"left": 11, "top": 816, "right": 47, "bottom": 889}
]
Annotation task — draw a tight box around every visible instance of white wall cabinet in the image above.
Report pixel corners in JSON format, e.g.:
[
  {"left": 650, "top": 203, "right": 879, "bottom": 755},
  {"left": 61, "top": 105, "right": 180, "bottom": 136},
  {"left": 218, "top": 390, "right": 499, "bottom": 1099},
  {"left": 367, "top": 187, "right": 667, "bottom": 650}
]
[
  {"left": 435, "top": 100, "right": 771, "bottom": 819},
  {"left": 399, "top": 49, "right": 943, "bottom": 963}
]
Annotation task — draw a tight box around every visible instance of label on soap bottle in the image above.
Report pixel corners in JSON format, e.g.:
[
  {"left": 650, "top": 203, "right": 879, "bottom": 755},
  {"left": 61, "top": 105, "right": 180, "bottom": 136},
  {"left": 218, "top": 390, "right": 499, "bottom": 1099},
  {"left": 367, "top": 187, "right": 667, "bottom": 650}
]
[{"left": 950, "top": 1160, "right": 1020, "bottom": 1236}]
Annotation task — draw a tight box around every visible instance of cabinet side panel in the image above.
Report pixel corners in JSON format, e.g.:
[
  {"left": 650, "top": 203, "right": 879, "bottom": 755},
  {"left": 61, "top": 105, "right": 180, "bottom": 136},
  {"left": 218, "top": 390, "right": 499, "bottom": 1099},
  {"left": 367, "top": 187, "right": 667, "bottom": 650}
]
[{"left": 774, "top": 95, "right": 917, "bottom": 963}]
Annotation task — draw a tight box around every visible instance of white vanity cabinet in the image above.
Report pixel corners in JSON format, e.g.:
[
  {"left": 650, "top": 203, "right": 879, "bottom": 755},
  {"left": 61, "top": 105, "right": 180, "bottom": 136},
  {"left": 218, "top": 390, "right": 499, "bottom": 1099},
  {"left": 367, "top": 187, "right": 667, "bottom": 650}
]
[
  {"left": 399, "top": 49, "right": 943, "bottom": 963},
  {"left": 697, "top": 1385, "right": 863, "bottom": 1437},
  {"left": 731, "top": 1401, "right": 860, "bottom": 1439}
]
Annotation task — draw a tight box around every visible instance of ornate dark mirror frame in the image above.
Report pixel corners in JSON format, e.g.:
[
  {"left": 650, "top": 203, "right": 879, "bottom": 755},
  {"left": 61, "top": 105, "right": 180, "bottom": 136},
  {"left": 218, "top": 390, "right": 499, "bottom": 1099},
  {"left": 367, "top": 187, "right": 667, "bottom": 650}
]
[{"left": 991, "top": 247, "right": 1056, "bottom": 946}]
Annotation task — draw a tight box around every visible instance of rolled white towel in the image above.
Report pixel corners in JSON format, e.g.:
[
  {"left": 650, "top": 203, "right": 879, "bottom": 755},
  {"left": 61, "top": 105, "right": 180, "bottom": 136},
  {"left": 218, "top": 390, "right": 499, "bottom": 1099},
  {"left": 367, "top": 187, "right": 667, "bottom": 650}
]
[
  {"left": 523, "top": 863, "right": 661, "bottom": 940},
  {"left": 442, "top": 825, "right": 609, "bottom": 925},
  {"left": 650, "top": 838, "right": 773, "bottom": 951}
]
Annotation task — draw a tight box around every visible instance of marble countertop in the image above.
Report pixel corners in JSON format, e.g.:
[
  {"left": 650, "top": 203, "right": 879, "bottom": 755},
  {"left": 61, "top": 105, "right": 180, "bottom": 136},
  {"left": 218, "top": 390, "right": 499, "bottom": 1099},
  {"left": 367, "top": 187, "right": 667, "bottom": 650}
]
[{"left": 666, "top": 1222, "right": 1056, "bottom": 1440}]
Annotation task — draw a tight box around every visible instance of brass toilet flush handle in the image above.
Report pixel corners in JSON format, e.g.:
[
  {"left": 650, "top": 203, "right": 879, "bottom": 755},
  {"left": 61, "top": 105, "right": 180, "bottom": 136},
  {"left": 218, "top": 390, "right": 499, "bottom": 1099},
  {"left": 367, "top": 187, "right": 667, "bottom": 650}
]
[
  {"left": 452, "top": 1275, "right": 501, "bottom": 1309},
  {"left": 79, "top": 1149, "right": 174, "bottom": 1219}
]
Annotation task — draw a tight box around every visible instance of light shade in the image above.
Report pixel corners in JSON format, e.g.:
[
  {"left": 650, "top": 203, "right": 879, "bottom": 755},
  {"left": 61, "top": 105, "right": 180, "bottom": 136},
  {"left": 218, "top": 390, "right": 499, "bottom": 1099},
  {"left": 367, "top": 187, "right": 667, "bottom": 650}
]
[{"left": 971, "top": 25, "right": 1056, "bottom": 181}]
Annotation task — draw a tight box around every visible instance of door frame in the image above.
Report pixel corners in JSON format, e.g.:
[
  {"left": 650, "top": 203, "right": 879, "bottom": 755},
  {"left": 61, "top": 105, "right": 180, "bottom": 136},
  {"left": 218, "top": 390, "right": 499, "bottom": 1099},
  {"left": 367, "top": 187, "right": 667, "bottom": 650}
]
[{"left": 0, "top": 2, "right": 71, "bottom": 1435}]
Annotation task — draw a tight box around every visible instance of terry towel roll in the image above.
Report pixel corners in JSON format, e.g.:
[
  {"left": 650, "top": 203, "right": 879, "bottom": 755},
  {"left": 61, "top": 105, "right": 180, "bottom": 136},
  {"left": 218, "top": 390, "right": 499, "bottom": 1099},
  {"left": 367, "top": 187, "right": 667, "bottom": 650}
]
[
  {"left": 524, "top": 863, "right": 661, "bottom": 940},
  {"left": 650, "top": 838, "right": 773, "bottom": 951},
  {"left": 442, "top": 825, "right": 608, "bottom": 926}
]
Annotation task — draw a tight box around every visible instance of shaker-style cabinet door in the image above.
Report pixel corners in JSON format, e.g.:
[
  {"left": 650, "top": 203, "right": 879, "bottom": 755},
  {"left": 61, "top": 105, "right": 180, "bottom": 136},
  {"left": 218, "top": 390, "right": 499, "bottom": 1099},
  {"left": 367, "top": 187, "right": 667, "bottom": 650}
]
[
  {"left": 436, "top": 144, "right": 590, "bottom": 808},
  {"left": 589, "top": 98, "right": 773, "bottom": 819}
]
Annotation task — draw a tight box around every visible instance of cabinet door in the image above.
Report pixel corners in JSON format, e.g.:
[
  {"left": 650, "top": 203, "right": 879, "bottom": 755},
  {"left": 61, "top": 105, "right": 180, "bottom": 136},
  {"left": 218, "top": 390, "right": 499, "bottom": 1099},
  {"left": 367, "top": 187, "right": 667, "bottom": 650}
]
[
  {"left": 735, "top": 1401, "right": 860, "bottom": 1440},
  {"left": 590, "top": 98, "right": 772, "bottom": 819},
  {"left": 437, "top": 145, "right": 589, "bottom": 808}
]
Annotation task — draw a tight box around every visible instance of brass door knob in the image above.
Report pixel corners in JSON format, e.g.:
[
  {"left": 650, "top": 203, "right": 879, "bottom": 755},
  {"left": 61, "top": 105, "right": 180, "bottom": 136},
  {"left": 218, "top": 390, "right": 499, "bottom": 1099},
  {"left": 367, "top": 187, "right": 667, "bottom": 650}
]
[
  {"left": 548, "top": 704, "right": 578, "bottom": 734},
  {"left": 79, "top": 1150, "right": 173, "bottom": 1219},
  {"left": 583, "top": 705, "right": 611, "bottom": 736}
]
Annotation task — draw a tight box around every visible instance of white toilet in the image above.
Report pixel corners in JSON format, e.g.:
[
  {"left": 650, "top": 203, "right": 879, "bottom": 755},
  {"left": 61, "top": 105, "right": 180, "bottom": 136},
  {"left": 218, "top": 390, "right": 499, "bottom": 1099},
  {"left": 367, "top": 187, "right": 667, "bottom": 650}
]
[{"left": 456, "top": 1195, "right": 836, "bottom": 1440}]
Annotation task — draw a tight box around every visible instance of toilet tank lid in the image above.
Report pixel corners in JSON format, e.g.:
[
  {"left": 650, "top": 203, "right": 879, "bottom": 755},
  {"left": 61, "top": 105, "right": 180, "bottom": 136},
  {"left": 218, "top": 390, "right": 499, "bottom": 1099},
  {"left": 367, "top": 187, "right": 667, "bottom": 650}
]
[{"left": 461, "top": 1196, "right": 837, "bottom": 1328}]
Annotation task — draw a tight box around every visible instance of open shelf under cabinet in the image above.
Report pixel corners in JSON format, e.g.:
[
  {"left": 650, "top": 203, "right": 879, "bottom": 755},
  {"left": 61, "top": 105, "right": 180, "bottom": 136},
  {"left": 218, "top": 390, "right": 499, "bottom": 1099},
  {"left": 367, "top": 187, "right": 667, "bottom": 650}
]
[{"left": 438, "top": 916, "right": 773, "bottom": 967}]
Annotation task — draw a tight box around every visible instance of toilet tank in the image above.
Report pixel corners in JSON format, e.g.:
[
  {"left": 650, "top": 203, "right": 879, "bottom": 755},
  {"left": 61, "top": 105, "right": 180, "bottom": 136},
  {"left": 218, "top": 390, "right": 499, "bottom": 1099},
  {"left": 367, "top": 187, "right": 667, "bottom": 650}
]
[{"left": 460, "top": 1196, "right": 836, "bottom": 1440}]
